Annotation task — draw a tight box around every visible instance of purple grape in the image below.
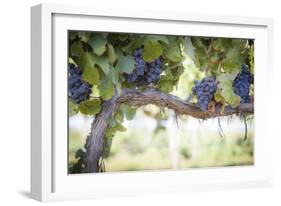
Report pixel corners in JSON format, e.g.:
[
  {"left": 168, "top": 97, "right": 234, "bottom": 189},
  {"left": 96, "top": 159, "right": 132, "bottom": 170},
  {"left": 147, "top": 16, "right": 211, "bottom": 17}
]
[
  {"left": 68, "top": 64, "right": 92, "bottom": 104},
  {"left": 124, "top": 48, "right": 163, "bottom": 84},
  {"left": 124, "top": 48, "right": 146, "bottom": 83},
  {"left": 192, "top": 76, "right": 217, "bottom": 112},
  {"left": 232, "top": 64, "right": 253, "bottom": 103}
]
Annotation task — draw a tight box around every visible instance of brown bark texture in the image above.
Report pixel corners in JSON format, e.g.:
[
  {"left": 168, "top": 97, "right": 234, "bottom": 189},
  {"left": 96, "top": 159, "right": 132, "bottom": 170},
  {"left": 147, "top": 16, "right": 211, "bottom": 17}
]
[{"left": 85, "top": 88, "right": 254, "bottom": 172}]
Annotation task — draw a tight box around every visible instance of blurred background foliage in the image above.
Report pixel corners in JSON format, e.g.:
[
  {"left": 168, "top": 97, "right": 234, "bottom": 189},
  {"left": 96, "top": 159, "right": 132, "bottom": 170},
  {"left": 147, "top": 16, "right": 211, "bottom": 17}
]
[{"left": 69, "top": 57, "right": 254, "bottom": 172}]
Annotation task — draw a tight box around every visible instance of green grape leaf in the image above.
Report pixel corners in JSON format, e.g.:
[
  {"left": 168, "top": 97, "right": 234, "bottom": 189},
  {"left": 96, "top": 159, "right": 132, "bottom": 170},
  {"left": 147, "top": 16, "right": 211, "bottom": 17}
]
[
  {"left": 91, "top": 85, "right": 100, "bottom": 97},
  {"left": 103, "top": 136, "right": 113, "bottom": 158},
  {"left": 165, "top": 44, "right": 182, "bottom": 62},
  {"left": 222, "top": 47, "right": 245, "bottom": 72},
  {"left": 183, "top": 37, "right": 196, "bottom": 62},
  {"left": 114, "top": 111, "right": 124, "bottom": 123},
  {"left": 210, "top": 51, "right": 220, "bottom": 63},
  {"left": 69, "top": 32, "right": 78, "bottom": 41},
  {"left": 126, "top": 36, "right": 145, "bottom": 52},
  {"left": 190, "top": 37, "right": 209, "bottom": 69},
  {"left": 69, "top": 161, "right": 84, "bottom": 174},
  {"left": 108, "top": 67, "right": 122, "bottom": 95},
  {"left": 108, "top": 66, "right": 119, "bottom": 85},
  {"left": 70, "top": 41, "right": 85, "bottom": 69},
  {"left": 231, "top": 39, "right": 247, "bottom": 50},
  {"left": 79, "top": 99, "right": 101, "bottom": 115},
  {"left": 249, "top": 44, "right": 254, "bottom": 73},
  {"left": 70, "top": 43, "right": 110, "bottom": 75},
  {"left": 106, "top": 116, "right": 117, "bottom": 127},
  {"left": 212, "top": 38, "right": 231, "bottom": 52},
  {"left": 142, "top": 40, "right": 163, "bottom": 62},
  {"left": 94, "top": 56, "right": 110, "bottom": 75},
  {"left": 75, "top": 149, "right": 86, "bottom": 159},
  {"left": 99, "top": 76, "right": 115, "bottom": 100},
  {"left": 119, "top": 104, "right": 137, "bottom": 120},
  {"left": 214, "top": 91, "right": 224, "bottom": 103},
  {"left": 217, "top": 73, "right": 240, "bottom": 107},
  {"left": 69, "top": 100, "right": 79, "bottom": 115},
  {"left": 77, "top": 32, "right": 91, "bottom": 42},
  {"left": 220, "top": 82, "right": 240, "bottom": 107},
  {"left": 105, "top": 122, "right": 127, "bottom": 137},
  {"left": 89, "top": 35, "right": 107, "bottom": 56},
  {"left": 116, "top": 52, "right": 135, "bottom": 74},
  {"left": 217, "top": 72, "right": 238, "bottom": 84},
  {"left": 115, "top": 124, "right": 127, "bottom": 132},
  {"left": 147, "top": 35, "right": 169, "bottom": 44},
  {"left": 162, "top": 69, "right": 176, "bottom": 80},
  {"left": 118, "top": 34, "right": 129, "bottom": 41},
  {"left": 107, "top": 44, "right": 118, "bottom": 64},
  {"left": 82, "top": 64, "right": 100, "bottom": 85},
  {"left": 194, "top": 47, "right": 209, "bottom": 69},
  {"left": 191, "top": 37, "right": 204, "bottom": 48},
  {"left": 158, "top": 79, "right": 175, "bottom": 93}
]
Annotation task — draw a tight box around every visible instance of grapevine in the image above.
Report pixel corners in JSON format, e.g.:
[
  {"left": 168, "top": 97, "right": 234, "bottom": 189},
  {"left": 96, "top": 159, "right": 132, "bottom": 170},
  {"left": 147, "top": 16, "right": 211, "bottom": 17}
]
[{"left": 67, "top": 32, "right": 255, "bottom": 173}]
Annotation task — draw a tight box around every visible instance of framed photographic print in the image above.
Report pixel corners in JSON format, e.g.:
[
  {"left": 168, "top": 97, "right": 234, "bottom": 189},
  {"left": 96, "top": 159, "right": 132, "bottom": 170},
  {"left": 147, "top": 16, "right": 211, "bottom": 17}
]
[{"left": 31, "top": 3, "right": 274, "bottom": 201}]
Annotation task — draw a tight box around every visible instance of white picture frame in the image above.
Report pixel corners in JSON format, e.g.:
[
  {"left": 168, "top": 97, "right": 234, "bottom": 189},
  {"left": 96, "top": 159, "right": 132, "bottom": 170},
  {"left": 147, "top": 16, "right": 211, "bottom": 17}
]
[{"left": 31, "top": 3, "right": 274, "bottom": 202}]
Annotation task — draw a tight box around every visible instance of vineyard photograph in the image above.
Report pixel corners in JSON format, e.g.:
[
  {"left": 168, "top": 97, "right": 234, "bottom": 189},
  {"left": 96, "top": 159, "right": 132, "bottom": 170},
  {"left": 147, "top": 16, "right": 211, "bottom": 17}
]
[{"left": 68, "top": 31, "right": 254, "bottom": 174}]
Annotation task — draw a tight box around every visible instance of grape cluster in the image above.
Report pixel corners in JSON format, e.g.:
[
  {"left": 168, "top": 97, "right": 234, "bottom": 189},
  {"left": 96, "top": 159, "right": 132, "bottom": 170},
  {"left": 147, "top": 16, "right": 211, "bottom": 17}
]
[
  {"left": 68, "top": 64, "right": 92, "bottom": 104},
  {"left": 124, "top": 48, "right": 145, "bottom": 83},
  {"left": 232, "top": 64, "right": 253, "bottom": 103},
  {"left": 124, "top": 48, "right": 163, "bottom": 84},
  {"left": 145, "top": 58, "right": 163, "bottom": 83},
  {"left": 192, "top": 76, "right": 217, "bottom": 112}
]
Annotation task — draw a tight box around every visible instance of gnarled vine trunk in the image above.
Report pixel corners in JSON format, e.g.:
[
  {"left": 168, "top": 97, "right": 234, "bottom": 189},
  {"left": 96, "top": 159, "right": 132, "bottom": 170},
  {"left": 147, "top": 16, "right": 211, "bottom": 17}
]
[
  {"left": 84, "top": 92, "right": 120, "bottom": 172},
  {"left": 85, "top": 88, "right": 254, "bottom": 173}
]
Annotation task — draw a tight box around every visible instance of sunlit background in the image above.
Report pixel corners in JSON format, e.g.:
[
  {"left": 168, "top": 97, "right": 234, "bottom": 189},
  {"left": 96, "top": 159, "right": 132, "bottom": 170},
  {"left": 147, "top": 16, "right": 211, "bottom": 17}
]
[{"left": 68, "top": 56, "right": 254, "bottom": 172}]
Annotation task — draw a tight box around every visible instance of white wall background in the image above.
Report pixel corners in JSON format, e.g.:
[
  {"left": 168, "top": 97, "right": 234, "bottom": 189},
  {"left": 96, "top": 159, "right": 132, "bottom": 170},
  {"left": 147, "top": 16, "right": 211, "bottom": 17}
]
[{"left": 0, "top": 0, "right": 280, "bottom": 205}]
